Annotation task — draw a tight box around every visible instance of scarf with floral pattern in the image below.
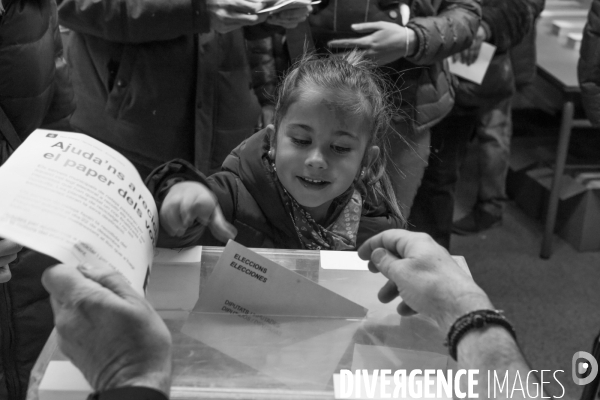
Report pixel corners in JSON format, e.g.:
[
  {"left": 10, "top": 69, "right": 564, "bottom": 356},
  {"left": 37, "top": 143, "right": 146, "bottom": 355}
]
[{"left": 273, "top": 176, "right": 363, "bottom": 250}]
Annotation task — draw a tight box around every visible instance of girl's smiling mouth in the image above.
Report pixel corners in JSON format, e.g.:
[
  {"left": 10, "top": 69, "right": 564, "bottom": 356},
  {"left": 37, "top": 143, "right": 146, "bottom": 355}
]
[{"left": 297, "top": 176, "right": 331, "bottom": 188}]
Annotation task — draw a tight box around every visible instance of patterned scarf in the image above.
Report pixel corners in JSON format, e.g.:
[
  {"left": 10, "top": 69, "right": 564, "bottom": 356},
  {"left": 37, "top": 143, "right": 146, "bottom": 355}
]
[{"left": 270, "top": 165, "right": 363, "bottom": 250}]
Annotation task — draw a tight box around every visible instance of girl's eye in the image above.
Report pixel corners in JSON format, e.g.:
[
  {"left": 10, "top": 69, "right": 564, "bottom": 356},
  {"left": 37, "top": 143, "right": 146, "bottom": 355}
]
[
  {"left": 332, "top": 145, "right": 351, "bottom": 154},
  {"left": 291, "top": 138, "right": 311, "bottom": 146}
]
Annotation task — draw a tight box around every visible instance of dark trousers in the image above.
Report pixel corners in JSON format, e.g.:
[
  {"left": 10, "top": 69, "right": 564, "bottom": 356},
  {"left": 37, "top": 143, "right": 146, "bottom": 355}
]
[{"left": 409, "top": 113, "right": 475, "bottom": 250}]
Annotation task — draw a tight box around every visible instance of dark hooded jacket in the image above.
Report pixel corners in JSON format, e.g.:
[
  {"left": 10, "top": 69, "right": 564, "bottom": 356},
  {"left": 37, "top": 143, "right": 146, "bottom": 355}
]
[
  {"left": 0, "top": 0, "right": 75, "bottom": 398},
  {"left": 579, "top": 0, "right": 600, "bottom": 126},
  {"left": 455, "top": 0, "right": 545, "bottom": 109},
  {"left": 147, "top": 129, "right": 403, "bottom": 249}
]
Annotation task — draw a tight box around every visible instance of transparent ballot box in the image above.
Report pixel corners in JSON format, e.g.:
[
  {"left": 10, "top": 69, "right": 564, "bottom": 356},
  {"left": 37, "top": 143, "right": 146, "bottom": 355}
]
[{"left": 28, "top": 247, "right": 462, "bottom": 400}]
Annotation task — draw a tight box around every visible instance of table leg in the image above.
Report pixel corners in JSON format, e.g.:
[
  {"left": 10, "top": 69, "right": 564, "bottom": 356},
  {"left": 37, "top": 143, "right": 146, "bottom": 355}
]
[{"left": 540, "top": 101, "right": 574, "bottom": 259}]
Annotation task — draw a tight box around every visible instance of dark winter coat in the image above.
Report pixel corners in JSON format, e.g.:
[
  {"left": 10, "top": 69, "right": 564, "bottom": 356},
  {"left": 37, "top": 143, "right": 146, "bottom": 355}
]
[
  {"left": 579, "top": 0, "right": 600, "bottom": 126},
  {"left": 480, "top": 0, "right": 544, "bottom": 54},
  {"left": 0, "top": 0, "right": 73, "bottom": 139},
  {"left": 147, "top": 129, "right": 403, "bottom": 249},
  {"left": 58, "top": 0, "right": 266, "bottom": 177},
  {"left": 0, "top": 0, "right": 74, "bottom": 398},
  {"left": 455, "top": 0, "right": 544, "bottom": 110}
]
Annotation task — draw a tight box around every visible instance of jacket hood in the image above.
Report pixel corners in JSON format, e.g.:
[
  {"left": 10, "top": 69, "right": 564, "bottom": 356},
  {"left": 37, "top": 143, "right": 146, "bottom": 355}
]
[
  {"left": 221, "top": 128, "right": 400, "bottom": 236},
  {"left": 221, "top": 128, "right": 301, "bottom": 245}
]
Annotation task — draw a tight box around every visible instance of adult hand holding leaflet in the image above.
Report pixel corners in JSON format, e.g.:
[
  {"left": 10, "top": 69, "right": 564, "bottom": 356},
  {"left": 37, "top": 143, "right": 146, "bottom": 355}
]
[{"left": 0, "top": 130, "right": 158, "bottom": 294}]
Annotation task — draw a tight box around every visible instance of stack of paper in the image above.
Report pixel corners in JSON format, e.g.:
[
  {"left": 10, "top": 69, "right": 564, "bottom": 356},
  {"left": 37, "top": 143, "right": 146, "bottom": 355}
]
[
  {"left": 447, "top": 42, "right": 497, "bottom": 85},
  {"left": 146, "top": 246, "right": 203, "bottom": 315}
]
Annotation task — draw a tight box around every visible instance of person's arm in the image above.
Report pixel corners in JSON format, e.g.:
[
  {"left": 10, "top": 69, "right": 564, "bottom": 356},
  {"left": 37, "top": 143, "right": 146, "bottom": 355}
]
[
  {"left": 480, "top": 0, "right": 538, "bottom": 53},
  {"left": 579, "top": 0, "right": 600, "bottom": 127},
  {"left": 41, "top": 263, "right": 172, "bottom": 396},
  {"left": 457, "top": 327, "right": 540, "bottom": 399},
  {"left": 406, "top": 0, "right": 481, "bottom": 65},
  {"left": 358, "top": 230, "right": 547, "bottom": 399},
  {"left": 145, "top": 159, "right": 237, "bottom": 248}
]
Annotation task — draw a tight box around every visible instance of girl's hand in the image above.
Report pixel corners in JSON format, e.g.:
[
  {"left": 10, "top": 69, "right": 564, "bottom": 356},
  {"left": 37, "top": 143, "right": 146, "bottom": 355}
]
[
  {"left": 0, "top": 239, "right": 23, "bottom": 283},
  {"left": 160, "top": 182, "right": 237, "bottom": 243},
  {"left": 328, "top": 22, "right": 417, "bottom": 66}
]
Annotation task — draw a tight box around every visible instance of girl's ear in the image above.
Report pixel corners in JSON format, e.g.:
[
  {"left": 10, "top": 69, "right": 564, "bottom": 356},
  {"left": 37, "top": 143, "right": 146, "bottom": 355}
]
[
  {"left": 366, "top": 145, "right": 380, "bottom": 167},
  {"left": 266, "top": 124, "right": 276, "bottom": 146}
]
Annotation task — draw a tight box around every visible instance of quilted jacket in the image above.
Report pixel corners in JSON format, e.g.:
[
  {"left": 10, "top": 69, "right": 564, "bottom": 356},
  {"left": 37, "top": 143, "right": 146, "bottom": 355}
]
[
  {"left": 0, "top": 0, "right": 74, "bottom": 398},
  {"left": 455, "top": 0, "right": 545, "bottom": 109},
  {"left": 579, "top": 0, "right": 600, "bottom": 126}
]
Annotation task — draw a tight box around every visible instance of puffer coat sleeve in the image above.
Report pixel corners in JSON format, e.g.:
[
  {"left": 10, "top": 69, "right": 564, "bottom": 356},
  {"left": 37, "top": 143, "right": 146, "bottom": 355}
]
[
  {"left": 579, "top": 0, "right": 600, "bottom": 126},
  {"left": 406, "top": 0, "right": 482, "bottom": 65},
  {"left": 482, "top": 0, "right": 544, "bottom": 53},
  {"left": 58, "top": 0, "right": 210, "bottom": 43}
]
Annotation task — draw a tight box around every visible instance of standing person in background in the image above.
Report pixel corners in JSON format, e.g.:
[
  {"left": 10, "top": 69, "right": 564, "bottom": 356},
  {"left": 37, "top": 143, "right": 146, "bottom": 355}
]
[
  {"left": 0, "top": 0, "right": 75, "bottom": 397},
  {"left": 410, "top": 0, "right": 544, "bottom": 249},
  {"left": 288, "top": 0, "right": 481, "bottom": 218},
  {"left": 58, "top": 0, "right": 311, "bottom": 178},
  {"left": 579, "top": 0, "right": 600, "bottom": 126}
]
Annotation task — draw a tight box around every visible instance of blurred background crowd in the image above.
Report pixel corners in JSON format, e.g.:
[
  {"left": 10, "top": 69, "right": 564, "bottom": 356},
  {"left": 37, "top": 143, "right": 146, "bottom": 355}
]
[{"left": 1, "top": 0, "right": 600, "bottom": 398}]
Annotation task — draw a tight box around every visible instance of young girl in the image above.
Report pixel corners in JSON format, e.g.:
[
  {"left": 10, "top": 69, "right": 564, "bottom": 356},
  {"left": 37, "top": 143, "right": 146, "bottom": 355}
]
[{"left": 147, "top": 52, "right": 405, "bottom": 250}]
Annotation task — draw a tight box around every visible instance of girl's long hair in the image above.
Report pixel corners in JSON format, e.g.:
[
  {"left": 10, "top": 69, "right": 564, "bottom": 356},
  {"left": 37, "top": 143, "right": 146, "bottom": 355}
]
[{"left": 272, "top": 51, "right": 405, "bottom": 225}]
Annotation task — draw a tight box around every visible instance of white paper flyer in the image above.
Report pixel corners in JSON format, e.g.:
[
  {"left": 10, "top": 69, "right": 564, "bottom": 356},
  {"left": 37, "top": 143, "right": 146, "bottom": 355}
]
[{"left": 0, "top": 130, "right": 158, "bottom": 294}]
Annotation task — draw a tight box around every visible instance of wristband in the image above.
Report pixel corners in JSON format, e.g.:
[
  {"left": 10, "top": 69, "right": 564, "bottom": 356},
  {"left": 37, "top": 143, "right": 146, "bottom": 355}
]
[
  {"left": 87, "top": 386, "right": 169, "bottom": 400},
  {"left": 445, "top": 309, "right": 516, "bottom": 361}
]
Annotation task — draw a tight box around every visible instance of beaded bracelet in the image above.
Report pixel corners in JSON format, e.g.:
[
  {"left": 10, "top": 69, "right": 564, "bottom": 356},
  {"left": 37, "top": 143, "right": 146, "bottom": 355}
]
[{"left": 445, "top": 309, "right": 517, "bottom": 361}]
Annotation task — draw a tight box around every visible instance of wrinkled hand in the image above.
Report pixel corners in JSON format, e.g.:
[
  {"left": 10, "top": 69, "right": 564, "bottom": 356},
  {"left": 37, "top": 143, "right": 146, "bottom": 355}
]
[
  {"left": 160, "top": 181, "right": 237, "bottom": 242},
  {"left": 257, "top": 105, "right": 275, "bottom": 130},
  {"left": 328, "top": 22, "right": 416, "bottom": 66},
  {"left": 454, "top": 25, "right": 487, "bottom": 66},
  {"left": 0, "top": 239, "right": 23, "bottom": 283},
  {"left": 41, "top": 263, "right": 172, "bottom": 394},
  {"left": 266, "top": 5, "right": 312, "bottom": 29},
  {"left": 207, "top": 0, "right": 268, "bottom": 33},
  {"left": 358, "top": 230, "right": 493, "bottom": 333}
]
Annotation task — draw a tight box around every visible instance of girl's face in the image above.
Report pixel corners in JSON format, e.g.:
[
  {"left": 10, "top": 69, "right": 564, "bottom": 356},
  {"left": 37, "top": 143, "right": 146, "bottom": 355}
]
[{"left": 273, "top": 89, "right": 377, "bottom": 223}]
